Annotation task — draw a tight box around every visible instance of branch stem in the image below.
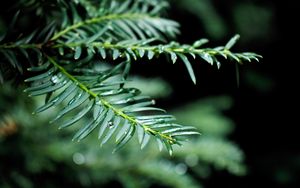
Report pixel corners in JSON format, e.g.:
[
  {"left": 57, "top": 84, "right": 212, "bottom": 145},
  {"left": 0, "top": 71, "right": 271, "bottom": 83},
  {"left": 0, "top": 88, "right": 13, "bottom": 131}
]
[
  {"left": 47, "top": 56, "right": 175, "bottom": 142},
  {"left": 51, "top": 13, "right": 158, "bottom": 41}
]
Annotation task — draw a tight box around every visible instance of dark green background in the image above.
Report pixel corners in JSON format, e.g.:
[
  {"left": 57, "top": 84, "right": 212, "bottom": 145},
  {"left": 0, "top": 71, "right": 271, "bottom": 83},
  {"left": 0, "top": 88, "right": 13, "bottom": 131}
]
[
  {"left": 167, "top": 1, "right": 299, "bottom": 187},
  {"left": 132, "top": 0, "right": 299, "bottom": 187}
]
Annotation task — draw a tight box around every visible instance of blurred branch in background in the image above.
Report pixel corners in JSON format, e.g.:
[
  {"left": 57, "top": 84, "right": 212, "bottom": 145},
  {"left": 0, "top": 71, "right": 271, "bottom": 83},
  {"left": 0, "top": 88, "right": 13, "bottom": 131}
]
[
  {"left": 233, "top": 2, "right": 274, "bottom": 44},
  {"left": 173, "top": 0, "right": 228, "bottom": 40},
  {"left": 172, "top": 96, "right": 246, "bottom": 176},
  {"left": 174, "top": 0, "right": 274, "bottom": 44}
]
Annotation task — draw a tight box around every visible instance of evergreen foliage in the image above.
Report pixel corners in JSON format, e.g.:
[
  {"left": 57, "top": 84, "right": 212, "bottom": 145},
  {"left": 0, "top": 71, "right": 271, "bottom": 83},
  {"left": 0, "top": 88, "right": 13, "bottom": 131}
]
[
  {"left": 0, "top": 85, "right": 245, "bottom": 188},
  {"left": 0, "top": 0, "right": 261, "bottom": 153}
]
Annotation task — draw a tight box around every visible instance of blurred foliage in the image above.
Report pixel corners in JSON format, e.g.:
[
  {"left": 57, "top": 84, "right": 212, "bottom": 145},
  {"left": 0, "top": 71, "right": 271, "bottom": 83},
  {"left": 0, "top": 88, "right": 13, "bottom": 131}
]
[
  {"left": 174, "top": 0, "right": 227, "bottom": 40},
  {"left": 174, "top": 0, "right": 274, "bottom": 44},
  {"left": 244, "top": 69, "right": 274, "bottom": 94},
  {"left": 1, "top": 79, "right": 245, "bottom": 187},
  {"left": 233, "top": 2, "right": 273, "bottom": 43}
]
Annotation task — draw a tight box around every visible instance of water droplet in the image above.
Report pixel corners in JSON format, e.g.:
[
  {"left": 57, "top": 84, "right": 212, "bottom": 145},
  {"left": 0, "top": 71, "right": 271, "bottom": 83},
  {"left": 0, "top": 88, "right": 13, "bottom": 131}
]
[
  {"left": 127, "top": 98, "right": 133, "bottom": 103},
  {"left": 175, "top": 163, "right": 187, "bottom": 175},
  {"left": 108, "top": 121, "right": 114, "bottom": 129},
  {"left": 185, "top": 154, "right": 198, "bottom": 167},
  {"left": 129, "top": 89, "right": 136, "bottom": 94},
  {"left": 73, "top": 152, "right": 85, "bottom": 165},
  {"left": 151, "top": 99, "right": 156, "bottom": 105},
  {"left": 216, "top": 61, "right": 221, "bottom": 69},
  {"left": 51, "top": 75, "right": 59, "bottom": 84}
]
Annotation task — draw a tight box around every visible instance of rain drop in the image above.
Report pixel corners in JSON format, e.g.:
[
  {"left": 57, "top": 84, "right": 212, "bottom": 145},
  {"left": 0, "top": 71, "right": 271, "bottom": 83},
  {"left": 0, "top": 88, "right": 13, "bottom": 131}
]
[
  {"left": 129, "top": 88, "right": 136, "bottom": 94},
  {"left": 175, "top": 163, "right": 187, "bottom": 175},
  {"left": 216, "top": 61, "right": 221, "bottom": 69},
  {"left": 151, "top": 99, "right": 156, "bottom": 105},
  {"left": 185, "top": 154, "right": 199, "bottom": 167},
  {"left": 51, "top": 75, "right": 59, "bottom": 84},
  {"left": 73, "top": 152, "right": 85, "bottom": 165},
  {"left": 126, "top": 98, "right": 134, "bottom": 103},
  {"left": 108, "top": 121, "right": 114, "bottom": 129}
]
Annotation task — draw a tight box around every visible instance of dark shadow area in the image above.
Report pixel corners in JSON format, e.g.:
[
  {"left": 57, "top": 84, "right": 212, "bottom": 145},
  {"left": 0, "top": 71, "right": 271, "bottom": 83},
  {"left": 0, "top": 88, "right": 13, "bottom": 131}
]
[{"left": 161, "top": 1, "right": 300, "bottom": 187}]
